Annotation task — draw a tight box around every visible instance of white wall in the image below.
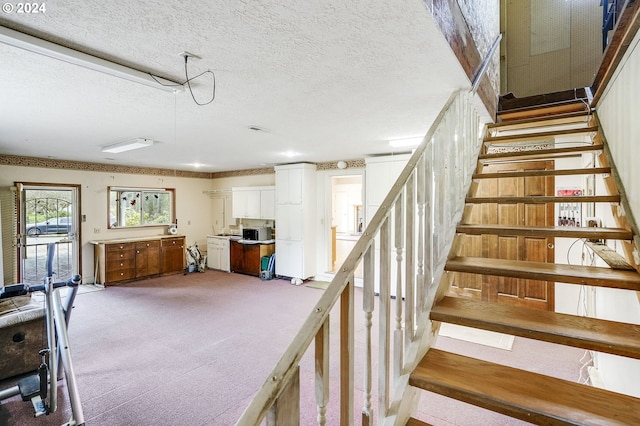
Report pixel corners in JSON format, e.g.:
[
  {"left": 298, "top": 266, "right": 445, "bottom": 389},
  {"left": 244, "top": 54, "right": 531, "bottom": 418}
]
[
  {"left": 587, "top": 29, "right": 640, "bottom": 397},
  {"left": 0, "top": 164, "right": 214, "bottom": 284}
]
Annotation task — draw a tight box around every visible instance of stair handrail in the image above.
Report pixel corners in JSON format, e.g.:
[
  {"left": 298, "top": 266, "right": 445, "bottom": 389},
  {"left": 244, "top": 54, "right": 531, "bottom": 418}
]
[
  {"left": 236, "top": 89, "right": 483, "bottom": 425},
  {"left": 471, "top": 33, "right": 502, "bottom": 95}
]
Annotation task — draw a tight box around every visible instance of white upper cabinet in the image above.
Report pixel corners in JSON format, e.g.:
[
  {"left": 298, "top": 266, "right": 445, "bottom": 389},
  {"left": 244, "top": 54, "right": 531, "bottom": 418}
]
[
  {"left": 276, "top": 167, "right": 303, "bottom": 204},
  {"left": 260, "top": 188, "right": 275, "bottom": 220},
  {"left": 232, "top": 186, "right": 275, "bottom": 219}
]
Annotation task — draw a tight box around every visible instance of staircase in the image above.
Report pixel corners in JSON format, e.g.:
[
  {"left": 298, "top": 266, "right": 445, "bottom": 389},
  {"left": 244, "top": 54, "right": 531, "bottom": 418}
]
[{"left": 408, "top": 105, "right": 640, "bottom": 424}]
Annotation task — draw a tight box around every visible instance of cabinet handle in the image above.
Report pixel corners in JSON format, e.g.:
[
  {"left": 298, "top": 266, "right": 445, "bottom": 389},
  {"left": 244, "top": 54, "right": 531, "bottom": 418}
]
[
  {"left": 146, "top": 243, "right": 150, "bottom": 247},
  {"left": 120, "top": 254, "right": 124, "bottom": 258},
  {"left": 137, "top": 250, "right": 140, "bottom": 254}
]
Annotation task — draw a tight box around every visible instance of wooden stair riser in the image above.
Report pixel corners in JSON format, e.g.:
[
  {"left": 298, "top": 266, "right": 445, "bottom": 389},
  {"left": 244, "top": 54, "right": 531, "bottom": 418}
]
[
  {"left": 484, "top": 126, "right": 598, "bottom": 144},
  {"left": 479, "top": 144, "right": 602, "bottom": 163},
  {"left": 487, "top": 111, "right": 592, "bottom": 133}
]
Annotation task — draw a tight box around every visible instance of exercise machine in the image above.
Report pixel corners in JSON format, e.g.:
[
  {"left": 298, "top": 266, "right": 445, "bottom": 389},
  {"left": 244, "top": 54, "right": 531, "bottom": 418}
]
[{"left": 0, "top": 243, "right": 84, "bottom": 426}]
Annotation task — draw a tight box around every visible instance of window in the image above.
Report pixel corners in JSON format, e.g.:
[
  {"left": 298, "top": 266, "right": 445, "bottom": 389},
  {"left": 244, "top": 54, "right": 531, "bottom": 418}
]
[{"left": 108, "top": 187, "right": 175, "bottom": 228}]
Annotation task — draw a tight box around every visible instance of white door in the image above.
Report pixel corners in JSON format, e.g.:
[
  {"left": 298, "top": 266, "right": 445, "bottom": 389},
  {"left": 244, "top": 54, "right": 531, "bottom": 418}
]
[{"left": 18, "top": 184, "right": 80, "bottom": 283}]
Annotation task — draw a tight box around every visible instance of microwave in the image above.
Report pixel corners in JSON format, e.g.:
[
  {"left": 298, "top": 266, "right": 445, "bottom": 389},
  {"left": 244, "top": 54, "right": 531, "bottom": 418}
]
[{"left": 243, "top": 226, "right": 272, "bottom": 241}]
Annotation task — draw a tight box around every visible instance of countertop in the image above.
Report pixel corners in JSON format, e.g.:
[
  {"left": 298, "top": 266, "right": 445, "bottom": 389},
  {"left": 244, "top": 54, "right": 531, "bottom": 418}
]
[{"left": 90, "top": 235, "right": 185, "bottom": 245}]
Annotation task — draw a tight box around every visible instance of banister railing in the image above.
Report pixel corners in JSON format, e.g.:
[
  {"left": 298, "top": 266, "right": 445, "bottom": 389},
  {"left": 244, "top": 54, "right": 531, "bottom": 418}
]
[{"left": 236, "top": 90, "right": 483, "bottom": 426}]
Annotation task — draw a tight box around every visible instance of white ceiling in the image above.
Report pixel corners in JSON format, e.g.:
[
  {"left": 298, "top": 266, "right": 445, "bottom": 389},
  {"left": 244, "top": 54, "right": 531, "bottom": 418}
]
[{"left": 0, "top": 0, "right": 471, "bottom": 173}]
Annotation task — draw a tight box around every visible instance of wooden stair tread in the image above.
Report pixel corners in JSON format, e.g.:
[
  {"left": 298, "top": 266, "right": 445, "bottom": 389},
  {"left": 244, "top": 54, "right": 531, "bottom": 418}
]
[
  {"left": 410, "top": 349, "right": 640, "bottom": 426},
  {"left": 445, "top": 256, "right": 640, "bottom": 290},
  {"left": 456, "top": 224, "right": 632, "bottom": 240},
  {"left": 432, "top": 296, "right": 640, "bottom": 359},
  {"left": 483, "top": 126, "right": 598, "bottom": 144},
  {"left": 487, "top": 110, "right": 591, "bottom": 130},
  {"left": 465, "top": 195, "right": 620, "bottom": 204},
  {"left": 498, "top": 103, "right": 589, "bottom": 122},
  {"left": 473, "top": 166, "right": 610, "bottom": 180},
  {"left": 479, "top": 144, "right": 601, "bottom": 163},
  {"left": 585, "top": 241, "right": 636, "bottom": 270}
]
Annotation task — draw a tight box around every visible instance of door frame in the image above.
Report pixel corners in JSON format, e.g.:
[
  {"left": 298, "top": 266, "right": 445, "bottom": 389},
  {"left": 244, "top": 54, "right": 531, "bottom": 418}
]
[{"left": 17, "top": 182, "right": 81, "bottom": 283}]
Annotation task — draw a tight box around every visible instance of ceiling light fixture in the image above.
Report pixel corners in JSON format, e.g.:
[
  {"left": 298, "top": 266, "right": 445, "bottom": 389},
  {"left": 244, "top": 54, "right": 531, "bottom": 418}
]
[
  {"left": 101, "top": 138, "right": 154, "bottom": 154},
  {"left": 0, "top": 26, "right": 184, "bottom": 93},
  {"left": 388, "top": 137, "right": 423, "bottom": 148},
  {"left": 282, "top": 151, "right": 301, "bottom": 158}
]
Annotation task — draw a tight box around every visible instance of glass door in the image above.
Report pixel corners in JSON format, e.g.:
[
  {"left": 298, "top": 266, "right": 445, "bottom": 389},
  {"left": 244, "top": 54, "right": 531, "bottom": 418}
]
[{"left": 17, "top": 183, "right": 80, "bottom": 283}]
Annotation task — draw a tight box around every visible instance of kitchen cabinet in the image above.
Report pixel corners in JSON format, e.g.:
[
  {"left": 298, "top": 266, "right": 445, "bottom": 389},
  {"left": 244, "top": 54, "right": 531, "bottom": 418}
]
[
  {"left": 103, "top": 242, "right": 135, "bottom": 283},
  {"left": 92, "top": 236, "right": 185, "bottom": 285},
  {"left": 275, "top": 163, "right": 316, "bottom": 280},
  {"left": 161, "top": 237, "right": 185, "bottom": 275},
  {"left": 135, "top": 240, "right": 160, "bottom": 278},
  {"left": 207, "top": 235, "right": 230, "bottom": 272},
  {"left": 260, "top": 188, "right": 275, "bottom": 219},
  {"left": 230, "top": 240, "right": 274, "bottom": 276},
  {"left": 232, "top": 186, "right": 275, "bottom": 219}
]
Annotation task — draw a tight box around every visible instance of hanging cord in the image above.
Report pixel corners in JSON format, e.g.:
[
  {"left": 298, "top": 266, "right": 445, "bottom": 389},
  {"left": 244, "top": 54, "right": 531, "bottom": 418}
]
[
  {"left": 184, "top": 55, "right": 216, "bottom": 106},
  {"left": 148, "top": 56, "right": 216, "bottom": 106}
]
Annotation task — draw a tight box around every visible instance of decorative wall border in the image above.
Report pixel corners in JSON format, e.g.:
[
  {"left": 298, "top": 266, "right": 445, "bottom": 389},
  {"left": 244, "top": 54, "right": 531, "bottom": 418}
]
[{"left": 1, "top": 154, "right": 365, "bottom": 179}]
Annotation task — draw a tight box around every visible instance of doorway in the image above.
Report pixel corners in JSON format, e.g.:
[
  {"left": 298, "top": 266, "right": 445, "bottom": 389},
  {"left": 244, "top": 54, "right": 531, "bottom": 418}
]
[
  {"left": 17, "top": 183, "right": 81, "bottom": 283},
  {"left": 449, "top": 161, "right": 555, "bottom": 311},
  {"left": 328, "top": 175, "right": 363, "bottom": 275}
]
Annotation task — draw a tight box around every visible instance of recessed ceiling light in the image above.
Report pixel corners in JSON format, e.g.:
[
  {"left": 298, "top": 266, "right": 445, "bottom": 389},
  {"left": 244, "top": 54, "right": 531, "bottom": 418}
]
[{"left": 282, "top": 151, "right": 300, "bottom": 158}]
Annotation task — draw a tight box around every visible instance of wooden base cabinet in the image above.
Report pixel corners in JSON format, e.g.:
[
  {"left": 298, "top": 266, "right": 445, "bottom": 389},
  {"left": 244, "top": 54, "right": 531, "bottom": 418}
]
[
  {"left": 161, "top": 237, "right": 186, "bottom": 275},
  {"left": 136, "top": 240, "right": 160, "bottom": 278},
  {"left": 104, "top": 243, "right": 135, "bottom": 283},
  {"left": 230, "top": 241, "right": 274, "bottom": 276},
  {"left": 93, "top": 236, "right": 185, "bottom": 285}
]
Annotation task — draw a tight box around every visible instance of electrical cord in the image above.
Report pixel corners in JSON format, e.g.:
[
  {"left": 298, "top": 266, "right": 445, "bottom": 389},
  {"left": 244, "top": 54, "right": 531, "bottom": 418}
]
[
  {"left": 184, "top": 55, "right": 216, "bottom": 106},
  {"left": 147, "top": 56, "right": 216, "bottom": 106}
]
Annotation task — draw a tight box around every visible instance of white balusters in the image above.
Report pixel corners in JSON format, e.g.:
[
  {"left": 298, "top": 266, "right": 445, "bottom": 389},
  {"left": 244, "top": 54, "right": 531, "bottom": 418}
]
[
  {"left": 378, "top": 218, "right": 391, "bottom": 419},
  {"left": 394, "top": 193, "right": 404, "bottom": 379}
]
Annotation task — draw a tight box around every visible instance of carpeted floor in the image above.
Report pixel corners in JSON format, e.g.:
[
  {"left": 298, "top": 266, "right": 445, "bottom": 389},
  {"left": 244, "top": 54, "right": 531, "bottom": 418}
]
[{"left": 0, "top": 271, "right": 585, "bottom": 425}]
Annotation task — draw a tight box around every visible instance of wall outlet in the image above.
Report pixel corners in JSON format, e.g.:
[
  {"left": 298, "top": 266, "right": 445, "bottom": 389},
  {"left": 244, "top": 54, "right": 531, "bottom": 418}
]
[{"left": 94, "top": 228, "right": 100, "bottom": 233}]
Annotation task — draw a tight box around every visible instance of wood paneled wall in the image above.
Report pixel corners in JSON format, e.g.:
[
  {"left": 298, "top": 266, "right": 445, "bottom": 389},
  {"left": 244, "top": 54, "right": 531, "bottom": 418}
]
[{"left": 503, "top": 0, "right": 603, "bottom": 97}]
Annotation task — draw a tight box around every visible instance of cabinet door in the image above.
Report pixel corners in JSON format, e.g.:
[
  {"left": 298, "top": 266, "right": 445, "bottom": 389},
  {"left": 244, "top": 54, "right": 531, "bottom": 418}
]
[
  {"left": 276, "top": 204, "right": 304, "bottom": 241},
  {"left": 207, "top": 240, "right": 219, "bottom": 269},
  {"left": 135, "top": 241, "right": 160, "bottom": 278},
  {"left": 233, "top": 189, "right": 261, "bottom": 218},
  {"left": 243, "top": 244, "right": 261, "bottom": 276},
  {"left": 230, "top": 241, "right": 244, "bottom": 273},
  {"left": 260, "top": 189, "right": 275, "bottom": 220},
  {"left": 275, "top": 240, "right": 303, "bottom": 278},
  {"left": 161, "top": 237, "right": 185, "bottom": 274},
  {"left": 219, "top": 240, "right": 230, "bottom": 272}
]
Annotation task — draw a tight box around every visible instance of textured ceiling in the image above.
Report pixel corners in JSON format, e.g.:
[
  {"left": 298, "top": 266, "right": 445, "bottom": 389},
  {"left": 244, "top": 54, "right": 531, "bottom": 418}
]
[{"left": 0, "top": 0, "right": 471, "bottom": 172}]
